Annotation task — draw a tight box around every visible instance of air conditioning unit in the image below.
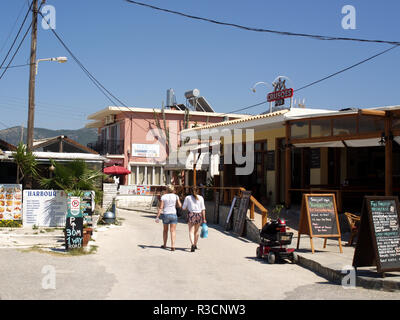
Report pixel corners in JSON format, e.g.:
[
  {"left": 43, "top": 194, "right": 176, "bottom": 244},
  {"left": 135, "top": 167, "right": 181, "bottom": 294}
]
[{"left": 104, "top": 114, "right": 116, "bottom": 125}]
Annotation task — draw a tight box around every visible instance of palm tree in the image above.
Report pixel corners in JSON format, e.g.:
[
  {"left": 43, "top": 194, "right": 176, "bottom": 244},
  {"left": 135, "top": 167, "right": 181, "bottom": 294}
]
[
  {"left": 40, "top": 159, "right": 106, "bottom": 199},
  {"left": 12, "top": 142, "right": 39, "bottom": 186}
]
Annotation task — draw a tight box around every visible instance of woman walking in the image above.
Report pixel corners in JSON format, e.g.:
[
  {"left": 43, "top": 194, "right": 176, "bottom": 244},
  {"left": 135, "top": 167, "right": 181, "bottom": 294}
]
[
  {"left": 182, "top": 187, "right": 207, "bottom": 252},
  {"left": 155, "top": 185, "right": 182, "bottom": 251}
]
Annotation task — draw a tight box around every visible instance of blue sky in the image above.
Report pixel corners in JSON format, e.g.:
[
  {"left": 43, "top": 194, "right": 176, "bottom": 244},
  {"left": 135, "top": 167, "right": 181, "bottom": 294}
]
[{"left": 0, "top": 0, "right": 400, "bottom": 130}]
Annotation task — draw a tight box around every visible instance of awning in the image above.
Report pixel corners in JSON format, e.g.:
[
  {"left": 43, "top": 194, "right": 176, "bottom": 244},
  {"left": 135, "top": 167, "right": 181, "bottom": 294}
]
[
  {"left": 293, "top": 138, "right": 385, "bottom": 148},
  {"left": 344, "top": 138, "right": 382, "bottom": 147},
  {"left": 293, "top": 141, "right": 345, "bottom": 148}
]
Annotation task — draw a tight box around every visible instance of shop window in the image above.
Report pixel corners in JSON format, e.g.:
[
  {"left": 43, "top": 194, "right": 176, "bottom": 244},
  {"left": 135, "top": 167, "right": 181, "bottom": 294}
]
[
  {"left": 291, "top": 121, "right": 309, "bottom": 139},
  {"left": 333, "top": 117, "right": 356, "bottom": 136},
  {"left": 393, "top": 117, "right": 400, "bottom": 130},
  {"left": 154, "top": 167, "right": 161, "bottom": 185},
  {"left": 138, "top": 167, "right": 145, "bottom": 185},
  {"left": 311, "top": 119, "right": 331, "bottom": 137},
  {"left": 147, "top": 168, "right": 153, "bottom": 185},
  {"left": 359, "top": 116, "right": 385, "bottom": 133},
  {"left": 130, "top": 166, "right": 137, "bottom": 184}
]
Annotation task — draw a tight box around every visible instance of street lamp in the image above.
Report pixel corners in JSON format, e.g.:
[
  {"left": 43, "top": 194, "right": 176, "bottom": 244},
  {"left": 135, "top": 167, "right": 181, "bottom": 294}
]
[
  {"left": 251, "top": 81, "right": 271, "bottom": 93},
  {"left": 35, "top": 56, "right": 68, "bottom": 75},
  {"left": 26, "top": 55, "right": 68, "bottom": 163}
]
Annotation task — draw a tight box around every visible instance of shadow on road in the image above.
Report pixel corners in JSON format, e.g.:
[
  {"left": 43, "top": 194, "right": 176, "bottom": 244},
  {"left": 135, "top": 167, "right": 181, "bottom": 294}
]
[{"left": 137, "top": 244, "right": 190, "bottom": 252}]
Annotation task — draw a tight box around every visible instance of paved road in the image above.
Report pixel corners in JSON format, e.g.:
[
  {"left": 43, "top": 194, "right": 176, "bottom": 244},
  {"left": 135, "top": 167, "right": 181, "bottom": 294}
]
[{"left": 0, "top": 208, "right": 399, "bottom": 300}]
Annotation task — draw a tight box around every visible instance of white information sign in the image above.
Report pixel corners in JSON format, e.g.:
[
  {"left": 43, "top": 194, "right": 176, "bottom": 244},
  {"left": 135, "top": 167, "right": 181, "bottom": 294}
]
[
  {"left": 132, "top": 144, "right": 160, "bottom": 158},
  {"left": 23, "top": 190, "right": 68, "bottom": 227}
]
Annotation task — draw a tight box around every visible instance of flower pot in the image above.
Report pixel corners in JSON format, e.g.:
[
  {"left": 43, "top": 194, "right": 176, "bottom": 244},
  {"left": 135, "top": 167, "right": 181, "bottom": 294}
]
[{"left": 83, "top": 227, "right": 93, "bottom": 247}]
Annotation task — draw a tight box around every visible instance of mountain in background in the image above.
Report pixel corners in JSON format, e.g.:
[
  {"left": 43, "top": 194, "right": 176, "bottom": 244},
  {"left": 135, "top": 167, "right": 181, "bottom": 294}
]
[{"left": 0, "top": 126, "right": 98, "bottom": 147}]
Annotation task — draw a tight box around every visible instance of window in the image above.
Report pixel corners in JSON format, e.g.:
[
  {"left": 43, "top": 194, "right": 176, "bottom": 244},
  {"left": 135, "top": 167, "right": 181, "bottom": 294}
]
[
  {"left": 333, "top": 117, "right": 357, "bottom": 136},
  {"left": 130, "top": 165, "right": 165, "bottom": 186},
  {"left": 311, "top": 119, "right": 331, "bottom": 137},
  {"left": 138, "top": 167, "right": 145, "bottom": 185},
  {"left": 291, "top": 121, "right": 309, "bottom": 139},
  {"left": 359, "top": 116, "right": 384, "bottom": 133}
]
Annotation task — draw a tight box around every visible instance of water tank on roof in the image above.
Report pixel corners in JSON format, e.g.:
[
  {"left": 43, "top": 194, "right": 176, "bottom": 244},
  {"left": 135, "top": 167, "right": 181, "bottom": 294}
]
[
  {"left": 166, "top": 89, "right": 176, "bottom": 108},
  {"left": 185, "top": 89, "right": 200, "bottom": 99}
]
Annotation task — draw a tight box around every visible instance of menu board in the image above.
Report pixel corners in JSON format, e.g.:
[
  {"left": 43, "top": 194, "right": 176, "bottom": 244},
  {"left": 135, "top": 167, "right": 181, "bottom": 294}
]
[
  {"left": 0, "top": 184, "right": 23, "bottom": 221},
  {"left": 266, "top": 151, "right": 275, "bottom": 171},
  {"left": 353, "top": 197, "right": 400, "bottom": 273},
  {"left": 310, "top": 148, "right": 321, "bottom": 169},
  {"left": 307, "top": 195, "right": 338, "bottom": 236},
  {"left": 23, "top": 190, "right": 68, "bottom": 227},
  {"left": 297, "top": 194, "right": 343, "bottom": 254},
  {"left": 233, "top": 191, "right": 251, "bottom": 236}
]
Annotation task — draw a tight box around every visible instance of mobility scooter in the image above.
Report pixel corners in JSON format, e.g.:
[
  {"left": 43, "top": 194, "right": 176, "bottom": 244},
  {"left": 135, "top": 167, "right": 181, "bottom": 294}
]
[{"left": 256, "top": 218, "right": 297, "bottom": 264}]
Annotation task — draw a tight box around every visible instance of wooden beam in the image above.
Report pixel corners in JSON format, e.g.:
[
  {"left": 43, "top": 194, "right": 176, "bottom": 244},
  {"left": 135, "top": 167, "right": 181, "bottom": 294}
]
[
  {"left": 385, "top": 116, "right": 393, "bottom": 196},
  {"left": 291, "top": 132, "right": 382, "bottom": 145},
  {"left": 359, "top": 109, "right": 386, "bottom": 117},
  {"left": 285, "top": 122, "right": 291, "bottom": 208}
]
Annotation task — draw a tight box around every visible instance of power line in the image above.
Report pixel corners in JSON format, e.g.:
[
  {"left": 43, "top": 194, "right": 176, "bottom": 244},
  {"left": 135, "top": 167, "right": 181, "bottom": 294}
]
[
  {"left": 0, "top": 63, "right": 31, "bottom": 70},
  {"left": 0, "top": 1, "right": 33, "bottom": 72},
  {"left": 294, "top": 45, "right": 400, "bottom": 93},
  {"left": 219, "top": 44, "right": 400, "bottom": 116},
  {"left": 0, "top": 1, "right": 29, "bottom": 55},
  {"left": 124, "top": 0, "right": 400, "bottom": 46}
]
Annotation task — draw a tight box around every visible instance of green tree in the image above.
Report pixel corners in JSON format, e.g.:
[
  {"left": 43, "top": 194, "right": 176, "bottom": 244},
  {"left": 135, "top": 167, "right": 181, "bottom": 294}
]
[
  {"left": 39, "top": 159, "right": 106, "bottom": 200},
  {"left": 12, "top": 142, "right": 39, "bottom": 185}
]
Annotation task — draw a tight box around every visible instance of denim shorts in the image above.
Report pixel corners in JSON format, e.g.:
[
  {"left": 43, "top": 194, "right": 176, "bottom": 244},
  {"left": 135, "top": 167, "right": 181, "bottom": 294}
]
[{"left": 161, "top": 214, "right": 178, "bottom": 225}]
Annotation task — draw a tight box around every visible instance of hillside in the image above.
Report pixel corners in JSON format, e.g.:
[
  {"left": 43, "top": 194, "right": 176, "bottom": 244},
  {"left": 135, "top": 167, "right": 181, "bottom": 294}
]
[{"left": 0, "top": 126, "right": 98, "bottom": 147}]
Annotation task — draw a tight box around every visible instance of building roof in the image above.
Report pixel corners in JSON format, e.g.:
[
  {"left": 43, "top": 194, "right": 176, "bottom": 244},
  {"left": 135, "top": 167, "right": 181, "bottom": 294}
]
[
  {"left": 0, "top": 138, "right": 17, "bottom": 152},
  {"left": 85, "top": 106, "right": 250, "bottom": 128},
  {"left": 32, "top": 136, "right": 98, "bottom": 155},
  {"left": 4, "top": 151, "right": 107, "bottom": 162},
  {"left": 180, "top": 108, "right": 336, "bottom": 133}
]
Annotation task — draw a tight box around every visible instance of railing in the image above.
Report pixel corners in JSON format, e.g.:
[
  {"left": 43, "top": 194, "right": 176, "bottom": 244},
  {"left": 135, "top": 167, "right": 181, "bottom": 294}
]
[
  {"left": 87, "top": 139, "right": 124, "bottom": 155},
  {"left": 171, "top": 185, "right": 269, "bottom": 227}
]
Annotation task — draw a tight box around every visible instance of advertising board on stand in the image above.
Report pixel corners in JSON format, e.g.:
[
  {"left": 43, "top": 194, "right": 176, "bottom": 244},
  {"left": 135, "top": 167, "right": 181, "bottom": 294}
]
[
  {"left": 0, "top": 184, "right": 23, "bottom": 221},
  {"left": 23, "top": 190, "right": 68, "bottom": 227}
]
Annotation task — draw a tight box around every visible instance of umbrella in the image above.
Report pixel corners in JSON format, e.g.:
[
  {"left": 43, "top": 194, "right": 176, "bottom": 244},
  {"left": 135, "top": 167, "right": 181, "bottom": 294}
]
[{"left": 103, "top": 165, "right": 131, "bottom": 175}]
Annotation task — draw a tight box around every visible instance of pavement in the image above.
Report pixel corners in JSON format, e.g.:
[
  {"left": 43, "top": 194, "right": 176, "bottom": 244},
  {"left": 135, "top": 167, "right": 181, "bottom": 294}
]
[
  {"left": 251, "top": 206, "right": 400, "bottom": 292},
  {"left": 0, "top": 208, "right": 399, "bottom": 299}
]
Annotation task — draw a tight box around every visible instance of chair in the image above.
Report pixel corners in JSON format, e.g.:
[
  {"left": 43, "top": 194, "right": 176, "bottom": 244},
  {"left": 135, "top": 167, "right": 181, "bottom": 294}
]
[{"left": 344, "top": 212, "right": 361, "bottom": 246}]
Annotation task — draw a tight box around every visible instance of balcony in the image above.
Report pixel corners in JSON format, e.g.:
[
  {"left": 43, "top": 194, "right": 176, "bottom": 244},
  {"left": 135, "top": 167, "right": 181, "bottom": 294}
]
[{"left": 87, "top": 139, "right": 124, "bottom": 155}]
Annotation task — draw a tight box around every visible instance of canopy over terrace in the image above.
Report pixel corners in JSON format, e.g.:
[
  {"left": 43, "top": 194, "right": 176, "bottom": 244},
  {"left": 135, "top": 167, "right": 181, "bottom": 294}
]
[{"left": 284, "top": 105, "right": 400, "bottom": 210}]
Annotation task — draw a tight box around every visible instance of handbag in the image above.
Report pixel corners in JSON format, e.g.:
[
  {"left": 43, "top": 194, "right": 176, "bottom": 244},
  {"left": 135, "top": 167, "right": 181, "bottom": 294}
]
[
  {"left": 176, "top": 195, "right": 182, "bottom": 217},
  {"left": 200, "top": 223, "right": 208, "bottom": 239}
]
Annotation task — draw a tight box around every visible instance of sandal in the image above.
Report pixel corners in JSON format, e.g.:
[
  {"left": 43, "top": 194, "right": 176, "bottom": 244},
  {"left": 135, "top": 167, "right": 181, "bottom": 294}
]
[
  {"left": 161, "top": 245, "right": 167, "bottom": 249},
  {"left": 171, "top": 248, "right": 175, "bottom": 251},
  {"left": 191, "top": 245, "right": 196, "bottom": 252}
]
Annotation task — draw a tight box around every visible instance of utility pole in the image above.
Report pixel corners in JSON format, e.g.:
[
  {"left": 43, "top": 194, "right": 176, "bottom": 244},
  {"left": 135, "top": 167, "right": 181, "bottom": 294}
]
[{"left": 27, "top": 0, "right": 38, "bottom": 151}]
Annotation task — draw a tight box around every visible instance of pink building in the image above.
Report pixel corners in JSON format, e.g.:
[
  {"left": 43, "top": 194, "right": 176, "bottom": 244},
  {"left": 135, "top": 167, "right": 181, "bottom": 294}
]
[{"left": 86, "top": 106, "right": 245, "bottom": 186}]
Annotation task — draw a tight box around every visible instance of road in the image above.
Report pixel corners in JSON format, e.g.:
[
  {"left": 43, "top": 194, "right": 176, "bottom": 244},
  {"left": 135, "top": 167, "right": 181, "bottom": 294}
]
[{"left": 0, "top": 208, "right": 399, "bottom": 300}]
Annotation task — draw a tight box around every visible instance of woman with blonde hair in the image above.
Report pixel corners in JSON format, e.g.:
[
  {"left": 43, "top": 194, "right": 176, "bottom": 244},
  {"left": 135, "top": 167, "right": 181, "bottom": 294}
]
[
  {"left": 182, "top": 187, "right": 206, "bottom": 252},
  {"left": 155, "top": 185, "right": 182, "bottom": 251}
]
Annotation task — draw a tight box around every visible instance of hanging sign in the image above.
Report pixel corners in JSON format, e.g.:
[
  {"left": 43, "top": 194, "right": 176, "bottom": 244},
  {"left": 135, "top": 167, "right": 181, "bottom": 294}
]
[
  {"left": 353, "top": 196, "right": 400, "bottom": 275},
  {"left": 297, "top": 194, "right": 343, "bottom": 254}
]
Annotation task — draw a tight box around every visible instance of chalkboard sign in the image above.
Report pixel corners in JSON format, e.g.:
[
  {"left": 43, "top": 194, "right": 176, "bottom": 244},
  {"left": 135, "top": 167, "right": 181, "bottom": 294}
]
[
  {"left": 307, "top": 195, "right": 338, "bottom": 236},
  {"left": 353, "top": 196, "right": 400, "bottom": 274},
  {"left": 310, "top": 148, "right": 321, "bottom": 169},
  {"left": 297, "top": 194, "right": 343, "bottom": 254},
  {"left": 65, "top": 196, "right": 83, "bottom": 250},
  {"left": 65, "top": 216, "right": 83, "bottom": 250},
  {"left": 233, "top": 191, "right": 251, "bottom": 236},
  {"left": 266, "top": 151, "right": 275, "bottom": 171}
]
